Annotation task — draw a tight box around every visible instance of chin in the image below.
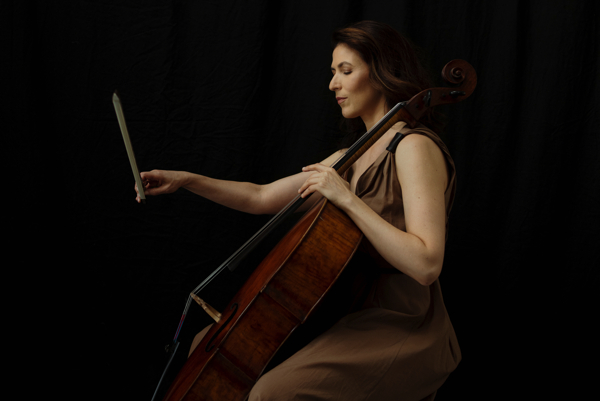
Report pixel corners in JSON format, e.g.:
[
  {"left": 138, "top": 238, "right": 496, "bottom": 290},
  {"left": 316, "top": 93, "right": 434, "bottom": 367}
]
[{"left": 341, "top": 108, "right": 358, "bottom": 120}]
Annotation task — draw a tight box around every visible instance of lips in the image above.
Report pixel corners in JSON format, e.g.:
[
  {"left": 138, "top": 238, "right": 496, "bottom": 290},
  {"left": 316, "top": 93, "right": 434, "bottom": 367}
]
[{"left": 336, "top": 97, "right": 347, "bottom": 104}]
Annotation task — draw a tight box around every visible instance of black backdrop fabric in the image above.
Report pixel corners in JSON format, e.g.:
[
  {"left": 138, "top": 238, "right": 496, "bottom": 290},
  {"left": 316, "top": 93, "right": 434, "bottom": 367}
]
[{"left": 11, "top": 1, "right": 599, "bottom": 400}]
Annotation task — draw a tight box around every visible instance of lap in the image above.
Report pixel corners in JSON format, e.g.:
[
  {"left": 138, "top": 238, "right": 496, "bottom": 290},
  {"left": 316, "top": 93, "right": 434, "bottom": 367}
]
[{"left": 248, "top": 309, "right": 448, "bottom": 401}]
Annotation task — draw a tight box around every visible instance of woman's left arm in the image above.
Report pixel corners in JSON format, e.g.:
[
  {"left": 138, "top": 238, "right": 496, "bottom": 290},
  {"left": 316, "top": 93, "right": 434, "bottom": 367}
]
[{"left": 299, "top": 134, "right": 448, "bottom": 286}]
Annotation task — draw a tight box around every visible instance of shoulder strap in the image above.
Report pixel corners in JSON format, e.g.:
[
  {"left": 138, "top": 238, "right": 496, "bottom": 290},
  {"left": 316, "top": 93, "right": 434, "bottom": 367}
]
[{"left": 386, "top": 131, "right": 412, "bottom": 153}]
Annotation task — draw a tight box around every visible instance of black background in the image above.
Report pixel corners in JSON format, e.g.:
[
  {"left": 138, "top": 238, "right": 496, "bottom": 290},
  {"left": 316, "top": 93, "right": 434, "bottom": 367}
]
[{"left": 10, "top": 1, "right": 599, "bottom": 400}]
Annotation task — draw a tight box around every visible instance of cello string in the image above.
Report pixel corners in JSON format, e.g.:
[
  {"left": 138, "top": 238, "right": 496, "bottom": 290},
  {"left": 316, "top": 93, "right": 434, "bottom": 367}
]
[
  {"left": 173, "top": 194, "right": 306, "bottom": 342},
  {"left": 190, "top": 103, "right": 404, "bottom": 287},
  {"left": 329, "top": 102, "right": 405, "bottom": 173},
  {"left": 171, "top": 196, "right": 305, "bottom": 342},
  {"left": 190, "top": 102, "right": 404, "bottom": 297},
  {"left": 173, "top": 297, "right": 192, "bottom": 342},
  {"left": 171, "top": 102, "right": 406, "bottom": 343}
]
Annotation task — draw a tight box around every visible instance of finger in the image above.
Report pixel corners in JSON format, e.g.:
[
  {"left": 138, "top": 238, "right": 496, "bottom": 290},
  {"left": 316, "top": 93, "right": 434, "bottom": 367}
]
[
  {"left": 301, "top": 163, "right": 328, "bottom": 173},
  {"left": 298, "top": 174, "right": 322, "bottom": 194},
  {"left": 140, "top": 170, "right": 157, "bottom": 179},
  {"left": 143, "top": 186, "right": 159, "bottom": 196},
  {"left": 141, "top": 170, "right": 162, "bottom": 184},
  {"left": 300, "top": 183, "right": 318, "bottom": 198}
]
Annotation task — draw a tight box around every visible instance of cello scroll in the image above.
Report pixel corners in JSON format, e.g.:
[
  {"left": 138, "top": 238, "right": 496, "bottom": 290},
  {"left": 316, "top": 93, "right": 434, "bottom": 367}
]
[{"left": 405, "top": 59, "right": 477, "bottom": 123}]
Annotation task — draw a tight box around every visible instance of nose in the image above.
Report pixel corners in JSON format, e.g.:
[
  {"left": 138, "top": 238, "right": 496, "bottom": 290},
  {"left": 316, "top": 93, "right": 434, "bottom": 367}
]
[{"left": 329, "top": 73, "right": 340, "bottom": 92}]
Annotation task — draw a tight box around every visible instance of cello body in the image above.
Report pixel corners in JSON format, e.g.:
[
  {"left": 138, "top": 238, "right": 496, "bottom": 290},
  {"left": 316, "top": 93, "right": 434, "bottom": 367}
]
[{"left": 163, "top": 197, "right": 363, "bottom": 401}]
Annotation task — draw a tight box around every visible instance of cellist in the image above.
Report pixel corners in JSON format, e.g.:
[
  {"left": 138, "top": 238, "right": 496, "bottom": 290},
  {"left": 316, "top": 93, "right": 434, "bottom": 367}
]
[{"left": 136, "top": 20, "right": 461, "bottom": 401}]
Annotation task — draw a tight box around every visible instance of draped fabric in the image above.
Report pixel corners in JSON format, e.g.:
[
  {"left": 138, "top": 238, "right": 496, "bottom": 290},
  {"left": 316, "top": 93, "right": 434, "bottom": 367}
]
[{"left": 10, "top": 1, "right": 598, "bottom": 400}]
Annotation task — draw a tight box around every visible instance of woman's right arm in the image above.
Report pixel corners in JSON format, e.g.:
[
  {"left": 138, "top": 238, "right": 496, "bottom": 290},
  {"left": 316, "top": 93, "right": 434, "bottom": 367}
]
[{"left": 135, "top": 150, "right": 345, "bottom": 215}]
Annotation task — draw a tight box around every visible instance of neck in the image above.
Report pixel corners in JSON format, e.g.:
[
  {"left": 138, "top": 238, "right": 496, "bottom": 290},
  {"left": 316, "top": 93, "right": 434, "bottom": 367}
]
[{"left": 361, "top": 101, "right": 388, "bottom": 132}]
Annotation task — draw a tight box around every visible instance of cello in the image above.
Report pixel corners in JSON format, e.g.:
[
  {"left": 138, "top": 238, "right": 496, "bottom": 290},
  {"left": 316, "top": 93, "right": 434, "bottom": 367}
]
[{"left": 160, "top": 59, "right": 477, "bottom": 401}]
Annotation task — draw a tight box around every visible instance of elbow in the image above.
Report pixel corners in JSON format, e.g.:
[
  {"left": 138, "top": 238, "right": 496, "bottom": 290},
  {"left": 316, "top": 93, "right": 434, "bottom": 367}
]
[
  {"left": 415, "top": 260, "right": 442, "bottom": 287},
  {"left": 417, "top": 271, "right": 439, "bottom": 286}
]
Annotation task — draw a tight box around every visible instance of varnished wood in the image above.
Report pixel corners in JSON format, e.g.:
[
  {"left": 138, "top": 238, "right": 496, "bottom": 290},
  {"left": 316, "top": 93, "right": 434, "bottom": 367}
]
[{"left": 163, "top": 198, "right": 362, "bottom": 401}]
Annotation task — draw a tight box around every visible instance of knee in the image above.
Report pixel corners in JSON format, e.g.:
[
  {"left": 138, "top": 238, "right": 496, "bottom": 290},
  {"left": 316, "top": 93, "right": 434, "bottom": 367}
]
[
  {"left": 247, "top": 375, "right": 269, "bottom": 401},
  {"left": 248, "top": 371, "right": 284, "bottom": 401}
]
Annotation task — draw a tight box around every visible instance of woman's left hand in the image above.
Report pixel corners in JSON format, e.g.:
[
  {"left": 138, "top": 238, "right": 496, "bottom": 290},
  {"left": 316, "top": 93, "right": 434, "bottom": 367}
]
[{"left": 298, "top": 163, "right": 353, "bottom": 208}]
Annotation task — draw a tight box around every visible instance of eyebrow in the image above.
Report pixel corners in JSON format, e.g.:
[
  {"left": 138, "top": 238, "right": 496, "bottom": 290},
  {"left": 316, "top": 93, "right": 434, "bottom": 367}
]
[{"left": 331, "top": 61, "right": 353, "bottom": 71}]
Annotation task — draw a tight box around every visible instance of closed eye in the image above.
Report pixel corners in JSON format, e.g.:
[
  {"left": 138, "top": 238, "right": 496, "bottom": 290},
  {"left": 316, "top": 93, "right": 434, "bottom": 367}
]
[
  {"left": 331, "top": 61, "right": 354, "bottom": 75},
  {"left": 330, "top": 69, "right": 352, "bottom": 75}
]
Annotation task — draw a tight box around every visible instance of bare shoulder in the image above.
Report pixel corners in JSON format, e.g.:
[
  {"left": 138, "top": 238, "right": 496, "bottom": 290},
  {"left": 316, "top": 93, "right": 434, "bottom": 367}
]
[
  {"left": 394, "top": 134, "right": 447, "bottom": 189},
  {"left": 395, "top": 134, "right": 445, "bottom": 167}
]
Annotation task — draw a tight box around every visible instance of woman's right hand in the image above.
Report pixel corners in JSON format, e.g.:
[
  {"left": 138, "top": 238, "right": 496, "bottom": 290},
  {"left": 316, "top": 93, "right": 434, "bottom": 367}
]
[{"left": 135, "top": 170, "right": 186, "bottom": 203}]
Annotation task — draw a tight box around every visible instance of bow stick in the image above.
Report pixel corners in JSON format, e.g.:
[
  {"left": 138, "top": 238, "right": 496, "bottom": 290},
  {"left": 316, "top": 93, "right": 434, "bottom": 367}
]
[{"left": 113, "top": 91, "right": 146, "bottom": 203}]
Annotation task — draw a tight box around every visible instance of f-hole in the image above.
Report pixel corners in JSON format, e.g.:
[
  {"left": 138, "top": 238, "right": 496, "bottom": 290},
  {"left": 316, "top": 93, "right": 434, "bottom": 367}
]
[{"left": 205, "top": 303, "right": 238, "bottom": 352}]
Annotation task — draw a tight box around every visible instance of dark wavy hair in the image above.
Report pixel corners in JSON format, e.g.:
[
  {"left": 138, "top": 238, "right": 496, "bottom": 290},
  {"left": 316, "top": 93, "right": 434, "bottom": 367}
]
[{"left": 332, "top": 21, "right": 444, "bottom": 142}]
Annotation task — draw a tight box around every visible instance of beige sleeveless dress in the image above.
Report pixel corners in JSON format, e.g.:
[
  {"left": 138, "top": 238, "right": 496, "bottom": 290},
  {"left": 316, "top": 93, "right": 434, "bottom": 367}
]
[{"left": 249, "top": 124, "right": 461, "bottom": 401}]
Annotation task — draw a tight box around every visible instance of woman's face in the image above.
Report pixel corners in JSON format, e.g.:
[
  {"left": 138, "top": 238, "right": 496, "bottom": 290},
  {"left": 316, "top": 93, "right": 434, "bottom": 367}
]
[{"left": 329, "top": 44, "right": 387, "bottom": 129}]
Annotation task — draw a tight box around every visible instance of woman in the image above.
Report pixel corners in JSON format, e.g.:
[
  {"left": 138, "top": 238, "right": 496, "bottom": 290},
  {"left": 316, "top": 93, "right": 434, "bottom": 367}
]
[{"left": 137, "top": 21, "right": 460, "bottom": 401}]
